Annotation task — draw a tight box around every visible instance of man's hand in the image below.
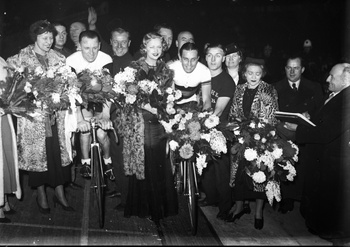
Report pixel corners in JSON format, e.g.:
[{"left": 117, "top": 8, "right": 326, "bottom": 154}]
[
  {"left": 77, "top": 120, "right": 91, "bottom": 132},
  {"left": 88, "top": 7, "right": 97, "bottom": 28},
  {"left": 98, "top": 118, "right": 113, "bottom": 130},
  {"left": 284, "top": 122, "right": 298, "bottom": 131}
]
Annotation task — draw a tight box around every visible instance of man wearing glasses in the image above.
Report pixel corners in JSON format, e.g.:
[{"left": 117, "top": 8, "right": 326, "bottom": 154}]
[{"left": 273, "top": 55, "right": 324, "bottom": 214}]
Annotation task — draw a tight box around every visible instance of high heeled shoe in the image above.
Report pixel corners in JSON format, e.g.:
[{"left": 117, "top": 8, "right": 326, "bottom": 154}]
[
  {"left": 254, "top": 217, "right": 264, "bottom": 230},
  {"left": 53, "top": 195, "right": 75, "bottom": 212},
  {"left": 36, "top": 197, "right": 50, "bottom": 214}
]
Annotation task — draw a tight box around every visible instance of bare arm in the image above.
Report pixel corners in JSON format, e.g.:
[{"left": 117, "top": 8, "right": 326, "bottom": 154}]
[
  {"left": 201, "top": 81, "right": 211, "bottom": 111},
  {"left": 213, "top": 97, "right": 231, "bottom": 117}
]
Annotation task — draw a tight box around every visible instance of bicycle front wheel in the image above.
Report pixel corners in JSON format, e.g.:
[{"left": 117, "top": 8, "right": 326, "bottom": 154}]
[
  {"left": 92, "top": 145, "right": 105, "bottom": 228},
  {"left": 186, "top": 160, "right": 198, "bottom": 235}
]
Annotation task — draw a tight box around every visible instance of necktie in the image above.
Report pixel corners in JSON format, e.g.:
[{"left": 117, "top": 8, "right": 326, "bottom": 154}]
[{"left": 292, "top": 83, "right": 298, "bottom": 92}]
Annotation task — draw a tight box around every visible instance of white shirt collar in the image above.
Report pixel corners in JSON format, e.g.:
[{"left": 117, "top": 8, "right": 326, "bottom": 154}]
[{"left": 288, "top": 79, "right": 300, "bottom": 89}]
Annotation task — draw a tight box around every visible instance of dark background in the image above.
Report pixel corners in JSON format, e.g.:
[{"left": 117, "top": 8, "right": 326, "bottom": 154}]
[{"left": 0, "top": 0, "right": 348, "bottom": 62}]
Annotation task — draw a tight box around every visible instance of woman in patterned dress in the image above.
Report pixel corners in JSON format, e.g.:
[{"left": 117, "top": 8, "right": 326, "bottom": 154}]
[
  {"left": 6, "top": 20, "right": 74, "bottom": 214},
  {"left": 226, "top": 59, "right": 278, "bottom": 229}
]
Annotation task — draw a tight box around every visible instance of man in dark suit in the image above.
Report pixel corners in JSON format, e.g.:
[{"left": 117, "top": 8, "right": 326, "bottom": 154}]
[
  {"left": 273, "top": 55, "right": 324, "bottom": 214},
  {"left": 284, "top": 63, "right": 350, "bottom": 242}
]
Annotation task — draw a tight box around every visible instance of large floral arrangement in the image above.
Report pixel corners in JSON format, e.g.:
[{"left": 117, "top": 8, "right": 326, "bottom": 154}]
[
  {"left": 230, "top": 118, "right": 299, "bottom": 205},
  {"left": 112, "top": 66, "right": 181, "bottom": 121},
  {"left": 160, "top": 109, "right": 228, "bottom": 175}
]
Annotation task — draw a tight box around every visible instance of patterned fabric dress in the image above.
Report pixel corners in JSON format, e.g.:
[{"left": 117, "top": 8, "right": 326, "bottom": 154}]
[
  {"left": 228, "top": 81, "right": 278, "bottom": 200},
  {"left": 6, "top": 45, "right": 72, "bottom": 187}
]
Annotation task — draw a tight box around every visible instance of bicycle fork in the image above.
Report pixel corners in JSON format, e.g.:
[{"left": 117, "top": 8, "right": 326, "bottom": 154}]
[{"left": 182, "top": 161, "right": 200, "bottom": 197}]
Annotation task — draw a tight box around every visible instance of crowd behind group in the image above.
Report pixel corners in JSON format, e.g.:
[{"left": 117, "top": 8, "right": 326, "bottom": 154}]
[{"left": 0, "top": 6, "right": 350, "bottom": 244}]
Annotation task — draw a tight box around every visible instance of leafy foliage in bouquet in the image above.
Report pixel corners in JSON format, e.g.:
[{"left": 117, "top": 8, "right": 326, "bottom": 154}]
[
  {"left": 0, "top": 66, "right": 36, "bottom": 117},
  {"left": 231, "top": 118, "right": 299, "bottom": 205},
  {"left": 27, "top": 64, "right": 82, "bottom": 113},
  {"left": 160, "top": 109, "right": 228, "bottom": 175},
  {"left": 75, "top": 68, "right": 117, "bottom": 109}
]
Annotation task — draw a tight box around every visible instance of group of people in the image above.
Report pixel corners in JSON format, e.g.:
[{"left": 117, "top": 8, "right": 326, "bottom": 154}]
[{"left": 0, "top": 7, "right": 350, "bottom": 244}]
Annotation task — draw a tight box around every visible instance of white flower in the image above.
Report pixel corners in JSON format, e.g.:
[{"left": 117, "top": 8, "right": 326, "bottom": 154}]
[
  {"left": 284, "top": 161, "right": 297, "bottom": 181},
  {"left": 244, "top": 148, "right": 258, "bottom": 161},
  {"left": 174, "top": 89, "right": 182, "bottom": 100},
  {"left": 252, "top": 171, "right": 266, "bottom": 183},
  {"left": 24, "top": 82, "right": 32, "bottom": 93},
  {"left": 204, "top": 114, "right": 220, "bottom": 129},
  {"left": 265, "top": 180, "right": 281, "bottom": 206},
  {"left": 165, "top": 87, "right": 173, "bottom": 94},
  {"left": 261, "top": 137, "right": 267, "bottom": 143},
  {"left": 169, "top": 140, "right": 179, "bottom": 151},
  {"left": 257, "top": 151, "right": 274, "bottom": 171},
  {"left": 160, "top": 120, "right": 173, "bottom": 133},
  {"left": 166, "top": 94, "right": 175, "bottom": 103},
  {"left": 46, "top": 68, "right": 55, "bottom": 78},
  {"left": 249, "top": 122, "right": 256, "bottom": 128},
  {"left": 209, "top": 129, "right": 227, "bottom": 154},
  {"left": 179, "top": 143, "right": 194, "bottom": 160},
  {"left": 234, "top": 129, "right": 240, "bottom": 135},
  {"left": 254, "top": 133, "right": 261, "bottom": 140},
  {"left": 270, "top": 130, "right": 276, "bottom": 136},
  {"left": 196, "top": 153, "right": 208, "bottom": 175},
  {"left": 272, "top": 146, "right": 283, "bottom": 159},
  {"left": 166, "top": 104, "right": 176, "bottom": 115},
  {"left": 257, "top": 122, "right": 264, "bottom": 128},
  {"left": 238, "top": 137, "right": 244, "bottom": 144},
  {"left": 51, "top": 93, "right": 60, "bottom": 103},
  {"left": 34, "top": 66, "right": 44, "bottom": 76},
  {"left": 125, "top": 94, "right": 137, "bottom": 104},
  {"left": 185, "top": 112, "right": 193, "bottom": 120},
  {"left": 200, "top": 133, "right": 211, "bottom": 143}
]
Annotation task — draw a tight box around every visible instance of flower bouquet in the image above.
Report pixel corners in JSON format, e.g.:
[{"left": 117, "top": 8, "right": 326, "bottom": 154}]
[
  {"left": 0, "top": 66, "right": 36, "bottom": 117},
  {"left": 75, "top": 68, "right": 116, "bottom": 109},
  {"left": 27, "top": 64, "right": 82, "bottom": 113},
  {"left": 112, "top": 66, "right": 181, "bottom": 119},
  {"left": 160, "top": 109, "right": 228, "bottom": 175},
  {"left": 230, "top": 118, "right": 299, "bottom": 205}
]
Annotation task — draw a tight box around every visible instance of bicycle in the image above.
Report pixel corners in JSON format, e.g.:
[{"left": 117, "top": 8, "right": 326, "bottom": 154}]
[
  {"left": 174, "top": 158, "right": 200, "bottom": 236},
  {"left": 82, "top": 117, "right": 117, "bottom": 228}
]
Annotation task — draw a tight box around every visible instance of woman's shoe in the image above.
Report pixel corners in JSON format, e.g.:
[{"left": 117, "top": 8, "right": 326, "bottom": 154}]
[
  {"left": 225, "top": 210, "right": 246, "bottom": 223},
  {"left": 36, "top": 197, "right": 50, "bottom": 214},
  {"left": 0, "top": 217, "right": 11, "bottom": 223},
  {"left": 254, "top": 217, "right": 264, "bottom": 230},
  {"left": 53, "top": 195, "right": 75, "bottom": 212}
]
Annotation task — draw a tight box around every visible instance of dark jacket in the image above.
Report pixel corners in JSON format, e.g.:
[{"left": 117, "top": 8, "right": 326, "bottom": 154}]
[{"left": 295, "top": 86, "right": 350, "bottom": 239}]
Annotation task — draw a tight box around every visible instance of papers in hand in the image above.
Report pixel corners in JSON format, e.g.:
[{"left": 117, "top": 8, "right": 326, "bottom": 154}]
[{"left": 275, "top": 111, "right": 316, "bottom": 127}]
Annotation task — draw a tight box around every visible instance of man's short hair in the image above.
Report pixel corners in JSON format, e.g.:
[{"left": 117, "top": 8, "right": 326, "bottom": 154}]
[
  {"left": 179, "top": 42, "right": 199, "bottom": 57},
  {"left": 204, "top": 43, "right": 225, "bottom": 55},
  {"left": 153, "top": 23, "right": 173, "bottom": 33},
  {"left": 79, "top": 30, "right": 101, "bottom": 43},
  {"left": 110, "top": 27, "right": 131, "bottom": 39}
]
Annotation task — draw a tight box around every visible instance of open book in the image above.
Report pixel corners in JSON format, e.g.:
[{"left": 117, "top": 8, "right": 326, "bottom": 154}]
[{"left": 275, "top": 111, "right": 316, "bottom": 127}]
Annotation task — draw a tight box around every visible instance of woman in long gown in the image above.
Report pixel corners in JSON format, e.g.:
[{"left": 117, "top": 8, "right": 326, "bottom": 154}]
[
  {"left": 6, "top": 20, "right": 74, "bottom": 214},
  {"left": 226, "top": 59, "right": 278, "bottom": 230},
  {"left": 0, "top": 57, "right": 22, "bottom": 223},
  {"left": 123, "top": 32, "right": 178, "bottom": 226}
]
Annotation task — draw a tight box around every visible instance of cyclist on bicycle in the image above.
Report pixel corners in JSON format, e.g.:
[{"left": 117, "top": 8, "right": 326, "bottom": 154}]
[{"left": 66, "top": 30, "right": 115, "bottom": 181}]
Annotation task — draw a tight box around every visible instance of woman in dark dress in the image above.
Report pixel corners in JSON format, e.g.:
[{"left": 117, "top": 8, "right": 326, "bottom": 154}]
[
  {"left": 227, "top": 59, "right": 278, "bottom": 229},
  {"left": 6, "top": 20, "right": 74, "bottom": 214},
  {"left": 123, "top": 32, "right": 178, "bottom": 226}
]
